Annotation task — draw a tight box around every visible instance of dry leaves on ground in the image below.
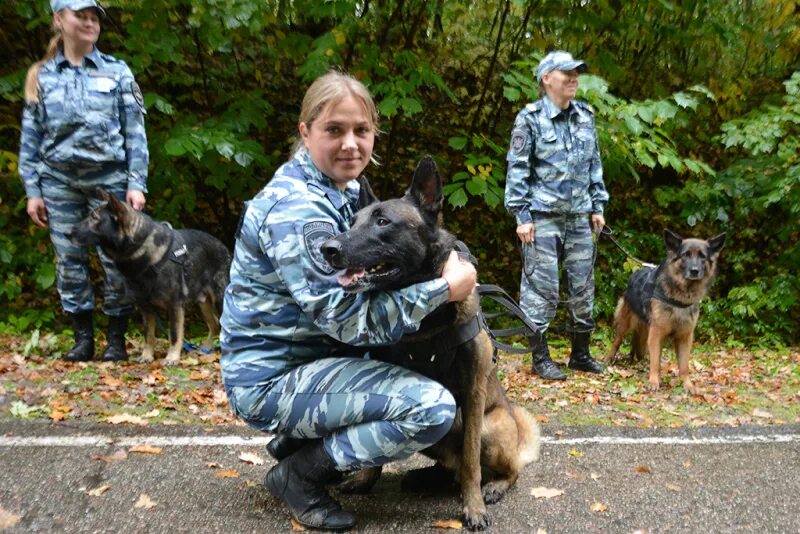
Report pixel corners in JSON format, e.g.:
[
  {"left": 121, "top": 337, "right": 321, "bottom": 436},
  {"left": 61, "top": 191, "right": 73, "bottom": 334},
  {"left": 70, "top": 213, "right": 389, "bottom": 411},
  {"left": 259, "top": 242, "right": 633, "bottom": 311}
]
[
  {"left": 133, "top": 494, "right": 158, "bottom": 509},
  {"left": 530, "top": 487, "right": 564, "bottom": 499}
]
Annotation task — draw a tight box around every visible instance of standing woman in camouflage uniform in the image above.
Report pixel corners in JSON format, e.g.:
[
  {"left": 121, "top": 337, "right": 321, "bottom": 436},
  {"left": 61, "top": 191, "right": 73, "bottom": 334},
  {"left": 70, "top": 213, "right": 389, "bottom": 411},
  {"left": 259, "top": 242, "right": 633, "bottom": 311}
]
[
  {"left": 220, "top": 71, "right": 476, "bottom": 531},
  {"left": 504, "top": 51, "right": 608, "bottom": 381},
  {"left": 19, "top": 0, "right": 149, "bottom": 362}
]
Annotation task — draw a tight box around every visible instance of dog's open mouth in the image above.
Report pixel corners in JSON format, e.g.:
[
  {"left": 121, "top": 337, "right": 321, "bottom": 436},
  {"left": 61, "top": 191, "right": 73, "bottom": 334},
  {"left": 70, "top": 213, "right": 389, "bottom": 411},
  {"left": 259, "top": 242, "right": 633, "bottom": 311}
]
[{"left": 337, "top": 262, "right": 401, "bottom": 289}]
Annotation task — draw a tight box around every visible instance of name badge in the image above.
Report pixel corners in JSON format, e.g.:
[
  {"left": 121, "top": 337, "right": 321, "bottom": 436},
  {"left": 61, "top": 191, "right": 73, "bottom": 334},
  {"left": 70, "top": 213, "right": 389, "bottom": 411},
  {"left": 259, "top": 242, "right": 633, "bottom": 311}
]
[{"left": 88, "top": 77, "right": 116, "bottom": 93}]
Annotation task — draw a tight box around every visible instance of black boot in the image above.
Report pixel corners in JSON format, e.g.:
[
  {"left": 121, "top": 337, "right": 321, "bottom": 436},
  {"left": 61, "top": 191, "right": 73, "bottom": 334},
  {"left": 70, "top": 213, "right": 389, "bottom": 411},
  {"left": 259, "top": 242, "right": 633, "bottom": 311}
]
[
  {"left": 102, "top": 314, "right": 129, "bottom": 362},
  {"left": 266, "top": 434, "right": 309, "bottom": 461},
  {"left": 530, "top": 333, "right": 566, "bottom": 380},
  {"left": 64, "top": 311, "right": 94, "bottom": 362},
  {"left": 264, "top": 441, "right": 356, "bottom": 531},
  {"left": 568, "top": 331, "right": 605, "bottom": 374}
]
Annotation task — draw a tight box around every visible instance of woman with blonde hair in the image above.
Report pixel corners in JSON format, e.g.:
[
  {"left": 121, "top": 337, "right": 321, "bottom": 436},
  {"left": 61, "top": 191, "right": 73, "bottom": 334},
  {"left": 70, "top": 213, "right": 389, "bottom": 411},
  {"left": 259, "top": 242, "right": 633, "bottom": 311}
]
[
  {"left": 220, "top": 70, "right": 477, "bottom": 530},
  {"left": 19, "top": 0, "right": 149, "bottom": 362}
]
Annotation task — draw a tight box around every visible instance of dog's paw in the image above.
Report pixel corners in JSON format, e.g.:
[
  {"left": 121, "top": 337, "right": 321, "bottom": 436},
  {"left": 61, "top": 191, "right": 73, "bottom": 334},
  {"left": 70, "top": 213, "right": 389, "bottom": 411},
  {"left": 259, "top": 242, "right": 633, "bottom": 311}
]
[
  {"left": 645, "top": 380, "right": 660, "bottom": 392},
  {"left": 463, "top": 508, "right": 491, "bottom": 531},
  {"left": 163, "top": 357, "right": 180, "bottom": 367},
  {"left": 481, "top": 482, "right": 507, "bottom": 505},
  {"left": 138, "top": 355, "right": 154, "bottom": 364}
]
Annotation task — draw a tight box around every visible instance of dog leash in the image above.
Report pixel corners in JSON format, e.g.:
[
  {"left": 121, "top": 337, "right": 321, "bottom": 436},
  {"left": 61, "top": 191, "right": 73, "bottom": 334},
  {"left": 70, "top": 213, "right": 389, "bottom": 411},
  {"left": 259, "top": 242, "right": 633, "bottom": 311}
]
[
  {"left": 152, "top": 316, "right": 219, "bottom": 355},
  {"left": 598, "top": 225, "right": 657, "bottom": 269},
  {"left": 453, "top": 241, "right": 541, "bottom": 354}
]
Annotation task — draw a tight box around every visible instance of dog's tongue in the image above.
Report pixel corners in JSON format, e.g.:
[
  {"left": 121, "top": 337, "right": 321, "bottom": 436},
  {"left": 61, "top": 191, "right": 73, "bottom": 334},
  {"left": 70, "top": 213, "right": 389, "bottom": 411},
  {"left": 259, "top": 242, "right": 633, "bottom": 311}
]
[{"left": 338, "top": 268, "right": 366, "bottom": 287}]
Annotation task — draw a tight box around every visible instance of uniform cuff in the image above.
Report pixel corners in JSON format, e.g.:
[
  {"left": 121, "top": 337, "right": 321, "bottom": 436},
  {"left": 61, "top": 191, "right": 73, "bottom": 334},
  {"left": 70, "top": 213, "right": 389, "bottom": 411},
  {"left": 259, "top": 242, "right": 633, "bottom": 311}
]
[{"left": 515, "top": 211, "right": 533, "bottom": 225}]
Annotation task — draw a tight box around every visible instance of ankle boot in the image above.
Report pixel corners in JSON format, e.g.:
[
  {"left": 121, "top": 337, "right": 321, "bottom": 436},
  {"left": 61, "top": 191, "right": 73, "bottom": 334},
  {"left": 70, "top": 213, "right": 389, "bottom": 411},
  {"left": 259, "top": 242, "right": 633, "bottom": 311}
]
[
  {"left": 264, "top": 440, "right": 356, "bottom": 531},
  {"left": 102, "top": 314, "right": 129, "bottom": 362},
  {"left": 64, "top": 311, "right": 94, "bottom": 362},
  {"left": 266, "top": 434, "right": 309, "bottom": 461},
  {"left": 530, "top": 333, "right": 566, "bottom": 380},
  {"left": 568, "top": 331, "right": 605, "bottom": 374}
]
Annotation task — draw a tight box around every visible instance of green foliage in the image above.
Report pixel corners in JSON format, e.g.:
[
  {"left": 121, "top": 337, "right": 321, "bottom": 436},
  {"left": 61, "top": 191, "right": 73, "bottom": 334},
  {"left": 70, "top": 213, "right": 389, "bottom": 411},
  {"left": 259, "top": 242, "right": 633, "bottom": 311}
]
[{"left": 0, "top": 0, "right": 798, "bottom": 343}]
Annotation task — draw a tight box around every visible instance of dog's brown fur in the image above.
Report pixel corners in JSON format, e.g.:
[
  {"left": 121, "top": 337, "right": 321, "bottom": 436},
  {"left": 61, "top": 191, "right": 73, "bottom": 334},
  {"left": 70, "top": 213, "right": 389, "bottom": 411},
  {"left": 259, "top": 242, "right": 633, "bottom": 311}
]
[{"left": 606, "top": 229, "right": 726, "bottom": 393}]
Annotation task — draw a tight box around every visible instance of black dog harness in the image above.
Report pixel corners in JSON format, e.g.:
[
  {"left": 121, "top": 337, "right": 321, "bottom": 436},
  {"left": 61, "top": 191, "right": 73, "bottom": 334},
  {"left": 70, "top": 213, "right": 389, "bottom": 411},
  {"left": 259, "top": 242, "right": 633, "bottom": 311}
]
[{"left": 627, "top": 264, "right": 696, "bottom": 323}]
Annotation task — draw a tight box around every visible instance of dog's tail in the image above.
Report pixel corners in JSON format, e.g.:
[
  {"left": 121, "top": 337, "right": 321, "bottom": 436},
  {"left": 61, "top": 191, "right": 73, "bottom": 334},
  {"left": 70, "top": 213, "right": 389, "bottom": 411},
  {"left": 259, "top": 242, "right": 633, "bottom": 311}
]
[{"left": 512, "top": 405, "right": 541, "bottom": 465}]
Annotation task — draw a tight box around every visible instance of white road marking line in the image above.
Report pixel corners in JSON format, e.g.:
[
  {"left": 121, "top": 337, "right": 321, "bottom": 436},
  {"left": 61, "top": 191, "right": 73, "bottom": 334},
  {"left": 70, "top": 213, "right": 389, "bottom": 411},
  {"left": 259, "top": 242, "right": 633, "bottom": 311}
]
[{"left": 0, "top": 434, "right": 798, "bottom": 447}]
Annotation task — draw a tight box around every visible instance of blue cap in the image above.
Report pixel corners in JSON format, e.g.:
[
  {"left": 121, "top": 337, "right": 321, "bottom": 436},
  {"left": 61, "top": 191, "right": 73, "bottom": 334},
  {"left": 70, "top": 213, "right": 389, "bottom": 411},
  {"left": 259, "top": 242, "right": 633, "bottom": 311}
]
[
  {"left": 51, "top": 0, "right": 106, "bottom": 17},
  {"left": 535, "top": 51, "right": 588, "bottom": 82}
]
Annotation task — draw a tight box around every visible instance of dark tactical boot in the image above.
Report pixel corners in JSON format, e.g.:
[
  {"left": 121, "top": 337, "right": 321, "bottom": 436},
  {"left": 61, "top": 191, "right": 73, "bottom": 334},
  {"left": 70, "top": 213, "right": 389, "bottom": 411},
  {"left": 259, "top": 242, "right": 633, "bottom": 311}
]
[
  {"left": 567, "top": 331, "right": 605, "bottom": 374},
  {"left": 264, "top": 441, "right": 356, "bottom": 531},
  {"left": 266, "top": 434, "right": 309, "bottom": 461},
  {"left": 102, "top": 314, "right": 129, "bottom": 362},
  {"left": 530, "top": 333, "right": 566, "bottom": 380},
  {"left": 64, "top": 311, "right": 94, "bottom": 362}
]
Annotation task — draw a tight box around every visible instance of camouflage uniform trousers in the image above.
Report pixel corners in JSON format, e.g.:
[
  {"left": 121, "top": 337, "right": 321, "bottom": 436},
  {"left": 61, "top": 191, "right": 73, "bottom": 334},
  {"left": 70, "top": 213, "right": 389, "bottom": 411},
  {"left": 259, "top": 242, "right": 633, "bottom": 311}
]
[
  {"left": 226, "top": 357, "right": 457, "bottom": 471},
  {"left": 520, "top": 213, "right": 596, "bottom": 334},
  {"left": 39, "top": 166, "right": 135, "bottom": 316}
]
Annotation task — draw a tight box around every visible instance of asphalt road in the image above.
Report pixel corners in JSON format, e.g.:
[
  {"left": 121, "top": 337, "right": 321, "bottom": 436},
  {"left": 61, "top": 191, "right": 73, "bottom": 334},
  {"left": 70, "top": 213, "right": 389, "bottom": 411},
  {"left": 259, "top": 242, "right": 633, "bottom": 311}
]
[{"left": 1, "top": 421, "right": 798, "bottom": 533}]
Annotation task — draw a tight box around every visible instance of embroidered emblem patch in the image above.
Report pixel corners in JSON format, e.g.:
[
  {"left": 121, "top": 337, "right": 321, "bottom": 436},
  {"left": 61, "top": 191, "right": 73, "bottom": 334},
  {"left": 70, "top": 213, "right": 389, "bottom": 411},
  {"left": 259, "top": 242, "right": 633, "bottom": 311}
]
[
  {"left": 303, "top": 221, "right": 336, "bottom": 274},
  {"left": 131, "top": 81, "right": 145, "bottom": 110},
  {"left": 511, "top": 129, "right": 527, "bottom": 153}
]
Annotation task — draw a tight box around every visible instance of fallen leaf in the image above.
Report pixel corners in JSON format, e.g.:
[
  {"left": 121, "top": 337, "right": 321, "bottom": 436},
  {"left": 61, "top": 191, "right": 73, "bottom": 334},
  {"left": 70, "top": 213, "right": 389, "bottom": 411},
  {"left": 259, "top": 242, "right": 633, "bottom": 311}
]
[
  {"left": 87, "top": 483, "right": 112, "bottom": 496},
  {"left": 129, "top": 444, "right": 163, "bottom": 455},
  {"left": 290, "top": 518, "right": 307, "bottom": 531},
  {"left": 590, "top": 502, "right": 608, "bottom": 512},
  {"left": 100, "top": 375, "right": 123, "bottom": 387},
  {"left": 590, "top": 472, "right": 601, "bottom": 480},
  {"left": 238, "top": 452, "right": 265, "bottom": 465},
  {"left": 534, "top": 414, "right": 550, "bottom": 423},
  {"left": 665, "top": 483, "right": 682, "bottom": 492},
  {"left": 0, "top": 507, "right": 22, "bottom": 530},
  {"left": 143, "top": 409, "right": 160, "bottom": 418},
  {"left": 536, "top": 529, "right": 548, "bottom": 534},
  {"left": 49, "top": 410, "right": 67, "bottom": 422},
  {"left": 204, "top": 461, "right": 222, "bottom": 469},
  {"left": 134, "top": 494, "right": 158, "bottom": 509},
  {"left": 752, "top": 408, "right": 773, "bottom": 419},
  {"left": 214, "top": 469, "right": 240, "bottom": 478},
  {"left": 568, "top": 448, "right": 584, "bottom": 458},
  {"left": 530, "top": 487, "right": 564, "bottom": 499},
  {"left": 432, "top": 519, "right": 463, "bottom": 529},
  {"left": 93, "top": 449, "right": 128, "bottom": 462},
  {"left": 634, "top": 465, "right": 651, "bottom": 474},
  {"left": 106, "top": 413, "right": 148, "bottom": 426}
]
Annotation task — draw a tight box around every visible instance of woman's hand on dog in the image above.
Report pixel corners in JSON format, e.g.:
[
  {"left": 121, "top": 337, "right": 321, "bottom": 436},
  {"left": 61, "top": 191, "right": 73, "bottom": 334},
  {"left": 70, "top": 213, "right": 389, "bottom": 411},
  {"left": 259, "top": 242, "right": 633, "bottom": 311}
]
[
  {"left": 442, "top": 251, "right": 477, "bottom": 302},
  {"left": 126, "top": 190, "right": 147, "bottom": 211}
]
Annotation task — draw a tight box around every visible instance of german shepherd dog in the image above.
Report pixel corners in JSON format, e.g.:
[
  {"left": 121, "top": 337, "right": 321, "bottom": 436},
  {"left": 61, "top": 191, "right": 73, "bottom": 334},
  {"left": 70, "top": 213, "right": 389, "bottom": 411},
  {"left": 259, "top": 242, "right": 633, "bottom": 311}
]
[
  {"left": 70, "top": 188, "right": 231, "bottom": 365},
  {"left": 321, "top": 157, "right": 540, "bottom": 530},
  {"left": 605, "top": 229, "right": 726, "bottom": 393}
]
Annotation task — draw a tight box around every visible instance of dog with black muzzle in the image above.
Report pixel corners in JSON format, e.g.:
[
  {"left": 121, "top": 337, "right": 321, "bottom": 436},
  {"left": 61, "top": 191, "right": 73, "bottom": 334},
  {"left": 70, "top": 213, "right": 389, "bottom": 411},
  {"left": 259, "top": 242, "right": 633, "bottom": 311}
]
[
  {"left": 70, "top": 188, "right": 231, "bottom": 365},
  {"left": 321, "top": 156, "right": 540, "bottom": 531},
  {"left": 606, "top": 229, "right": 726, "bottom": 393}
]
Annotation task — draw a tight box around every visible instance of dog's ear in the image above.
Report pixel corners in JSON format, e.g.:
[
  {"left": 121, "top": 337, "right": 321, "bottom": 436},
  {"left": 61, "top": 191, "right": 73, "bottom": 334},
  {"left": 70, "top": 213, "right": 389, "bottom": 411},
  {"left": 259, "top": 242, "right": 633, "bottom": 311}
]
[
  {"left": 356, "top": 176, "right": 379, "bottom": 208},
  {"left": 663, "top": 229, "right": 683, "bottom": 253},
  {"left": 407, "top": 155, "right": 443, "bottom": 215},
  {"left": 707, "top": 232, "right": 726, "bottom": 257},
  {"left": 96, "top": 187, "right": 112, "bottom": 203}
]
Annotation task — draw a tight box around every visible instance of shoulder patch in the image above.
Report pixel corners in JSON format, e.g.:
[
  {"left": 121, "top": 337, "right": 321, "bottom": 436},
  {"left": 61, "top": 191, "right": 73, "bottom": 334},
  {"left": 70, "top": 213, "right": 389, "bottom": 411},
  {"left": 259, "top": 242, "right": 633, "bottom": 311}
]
[
  {"left": 510, "top": 128, "right": 528, "bottom": 154},
  {"left": 303, "top": 221, "right": 336, "bottom": 274},
  {"left": 131, "top": 81, "right": 145, "bottom": 111},
  {"left": 525, "top": 102, "right": 541, "bottom": 112}
]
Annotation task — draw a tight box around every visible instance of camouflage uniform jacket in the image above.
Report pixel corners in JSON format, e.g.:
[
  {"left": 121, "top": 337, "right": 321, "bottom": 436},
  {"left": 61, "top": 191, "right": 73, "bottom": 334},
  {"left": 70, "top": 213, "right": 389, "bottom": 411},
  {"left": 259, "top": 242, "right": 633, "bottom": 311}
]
[
  {"left": 220, "top": 149, "right": 451, "bottom": 387},
  {"left": 504, "top": 95, "right": 609, "bottom": 224},
  {"left": 18, "top": 47, "right": 149, "bottom": 199}
]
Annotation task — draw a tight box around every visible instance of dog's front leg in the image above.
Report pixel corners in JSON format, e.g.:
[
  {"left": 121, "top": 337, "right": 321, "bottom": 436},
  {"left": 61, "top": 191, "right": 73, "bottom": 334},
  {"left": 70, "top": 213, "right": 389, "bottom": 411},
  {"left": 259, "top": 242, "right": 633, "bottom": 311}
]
[
  {"left": 139, "top": 312, "right": 157, "bottom": 363},
  {"left": 164, "top": 305, "right": 184, "bottom": 366},
  {"left": 675, "top": 331, "right": 696, "bottom": 394},
  {"left": 459, "top": 340, "right": 491, "bottom": 530},
  {"left": 646, "top": 327, "right": 666, "bottom": 391}
]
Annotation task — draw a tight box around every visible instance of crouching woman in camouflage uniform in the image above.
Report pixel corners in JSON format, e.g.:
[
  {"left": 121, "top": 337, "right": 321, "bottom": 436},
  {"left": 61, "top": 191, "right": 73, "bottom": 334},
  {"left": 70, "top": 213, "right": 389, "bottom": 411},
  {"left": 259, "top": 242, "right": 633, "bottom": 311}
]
[
  {"left": 220, "top": 71, "right": 477, "bottom": 531},
  {"left": 18, "top": 0, "right": 149, "bottom": 362}
]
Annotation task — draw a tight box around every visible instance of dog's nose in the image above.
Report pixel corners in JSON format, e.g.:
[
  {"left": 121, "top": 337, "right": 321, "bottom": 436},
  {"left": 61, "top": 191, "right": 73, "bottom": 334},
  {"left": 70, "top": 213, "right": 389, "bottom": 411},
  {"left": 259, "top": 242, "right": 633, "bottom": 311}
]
[{"left": 320, "top": 239, "right": 343, "bottom": 265}]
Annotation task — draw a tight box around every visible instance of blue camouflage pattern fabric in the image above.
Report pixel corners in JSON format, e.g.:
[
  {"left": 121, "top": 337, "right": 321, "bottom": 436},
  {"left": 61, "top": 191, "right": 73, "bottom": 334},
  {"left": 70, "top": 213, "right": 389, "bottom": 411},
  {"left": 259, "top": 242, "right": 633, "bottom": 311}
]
[
  {"left": 520, "top": 215, "right": 596, "bottom": 333},
  {"left": 226, "top": 357, "right": 456, "bottom": 470},
  {"left": 505, "top": 95, "right": 608, "bottom": 333},
  {"left": 18, "top": 47, "right": 149, "bottom": 200},
  {"left": 535, "top": 50, "right": 587, "bottom": 81},
  {"left": 220, "top": 148, "right": 455, "bottom": 469}
]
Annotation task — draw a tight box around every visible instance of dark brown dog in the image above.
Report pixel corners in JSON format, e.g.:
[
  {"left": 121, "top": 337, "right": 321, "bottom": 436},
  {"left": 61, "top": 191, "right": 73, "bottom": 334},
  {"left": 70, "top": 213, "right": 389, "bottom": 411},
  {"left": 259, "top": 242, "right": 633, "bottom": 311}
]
[
  {"left": 606, "top": 229, "right": 726, "bottom": 393},
  {"left": 321, "top": 157, "right": 540, "bottom": 530}
]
